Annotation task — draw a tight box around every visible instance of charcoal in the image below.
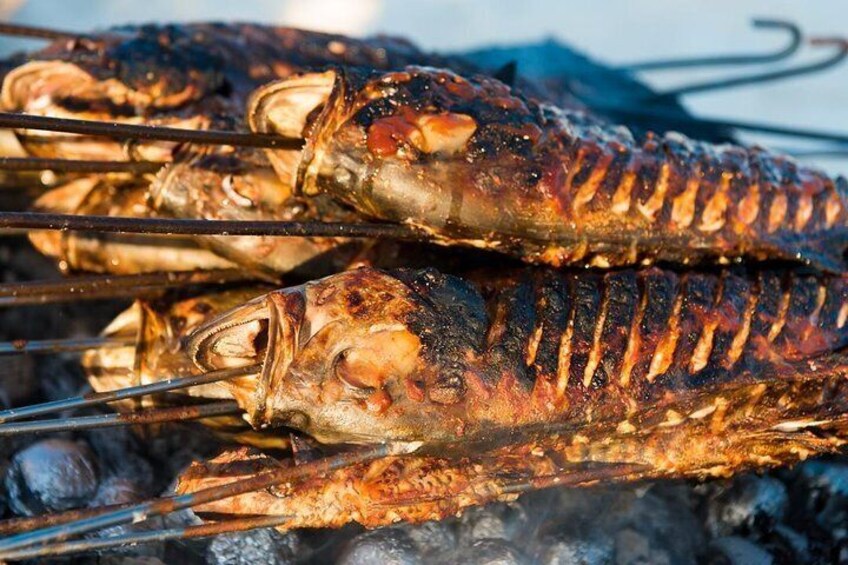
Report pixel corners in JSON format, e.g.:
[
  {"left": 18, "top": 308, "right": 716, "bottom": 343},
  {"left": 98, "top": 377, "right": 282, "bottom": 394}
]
[
  {"left": 432, "top": 538, "right": 529, "bottom": 565},
  {"left": 91, "top": 476, "right": 146, "bottom": 507},
  {"left": 96, "top": 556, "right": 168, "bottom": 565},
  {"left": 790, "top": 460, "right": 848, "bottom": 540},
  {"left": 0, "top": 470, "right": 5, "bottom": 518},
  {"left": 4, "top": 437, "right": 98, "bottom": 515},
  {"left": 35, "top": 354, "right": 87, "bottom": 403},
  {"left": 86, "top": 519, "right": 167, "bottom": 561},
  {"left": 206, "top": 528, "right": 300, "bottom": 565},
  {"left": 531, "top": 485, "right": 702, "bottom": 564},
  {"left": 396, "top": 520, "right": 457, "bottom": 556},
  {"left": 145, "top": 423, "right": 226, "bottom": 482},
  {"left": 534, "top": 533, "right": 615, "bottom": 565},
  {"left": 83, "top": 427, "right": 156, "bottom": 494},
  {"left": 705, "top": 536, "right": 774, "bottom": 565},
  {"left": 838, "top": 539, "right": 848, "bottom": 564},
  {"left": 0, "top": 354, "right": 36, "bottom": 408},
  {"left": 339, "top": 529, "right": 420, "bottom": 565},
  {"left": 766, "top": 524, "right": 810, "bottom": 563},
  {"left": 162, "top": 507, "right": 212, "bottom": 564},
  {"left": 458, "top": 502, "right": 528, "bottom": 543},
  {"left": 704, "top": 475, "right": 788, "bottom": 538},
  {"left": 85, "top": 476, "right": 158, "bottom": 554},
  {"left": 614, "top": 529, "right": 673, "bottom": 565}
]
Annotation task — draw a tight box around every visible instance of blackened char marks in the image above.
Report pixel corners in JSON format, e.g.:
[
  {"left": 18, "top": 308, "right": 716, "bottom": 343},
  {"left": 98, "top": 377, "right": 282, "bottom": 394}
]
[
  {"left": 749, "top": 272, "right": 784, "bottom": 344},
  {"left": 464, "top": 267, "right": 848, "bottom": 421},
  {"left": 527, "top": 272, "right": 570, "bottom": 383},
  {"left": 392, "top": 267, "right": 488, "bottom": 369},
  {"left": 644, "top": 274, "right": 715, "bottom": 390},
  {"left": 586, "top": 140, "right": 629, "bottom": 215},
  {"left": 773, "top": 273, "right": 848, "bottom": 361},
  {"left": 631, "top": 135, "right": 663, "bottom": 220},
  {"left": 569, "top": 145, "right": 603, "bottom": 200},
  {"left": 778, "top": 159, "right": 802, "bottom": 235},
  {"left": 587, "top": 271, "right": 638, "bottom": 390},
  {"left": 485, "top": 277, "right": 536, "bottom": 390},
  {"left": 112, "top": 25, "right": 224, "bottom": 98},
  {"left": 705, "top": 273, "right": 751, "bottom": 374},
  {"left": 566, "top": 274, "right": 602, "bottom": 391},
  {"left": 773, "top": 275, "right": 822, "bottom": 358},
  {"left": 818, "top": 276, "right": 848, "bottom": 349},
  {"left": 652, "top": 135, "right": 687, "bottom": 227},
  {"left": 628, "top": 270, "right": 678, "bottom": 396}
]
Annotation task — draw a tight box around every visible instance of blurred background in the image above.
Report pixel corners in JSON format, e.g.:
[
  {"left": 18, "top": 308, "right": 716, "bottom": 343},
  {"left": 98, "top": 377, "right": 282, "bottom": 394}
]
[{"left": 0, "top": 0, "right": 845, "bottom": 176}]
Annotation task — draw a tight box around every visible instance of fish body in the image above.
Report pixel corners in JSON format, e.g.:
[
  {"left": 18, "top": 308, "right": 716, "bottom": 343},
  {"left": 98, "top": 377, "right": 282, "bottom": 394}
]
[{"left": 253, "top": 67, "right": 848, "bottom": 271}]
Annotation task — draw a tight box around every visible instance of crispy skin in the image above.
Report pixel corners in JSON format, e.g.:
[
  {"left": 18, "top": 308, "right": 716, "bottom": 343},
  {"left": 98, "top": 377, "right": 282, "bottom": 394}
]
[
  {"left": 283, "top": 66, "right": 848, "bottom": 271},
  {"left": 418, "top": 267, "right": 848, "bottom": 435},
  {"left": 178, "top": 268, "right": 848, "bottom": 527},
  {"left": 177, "top": 371, "right": 848, "bottom": 530},
  {"left": 0, "top": 24, "right": 496, "bottom": 150},
  {"left": 0, "top": 25, "right": 480, "bottom": 161},
  {"left": 11, "top": 25, "right": 507, "bottom": 276},
  {"left": 187, "top": 266, "right": 848, "bottom": 445},
  {"left": 20, "top": 24, "right": 480, "bottom": 105},
  {"left": 2, "top": 24, "right": 477, "bottom": 116}
]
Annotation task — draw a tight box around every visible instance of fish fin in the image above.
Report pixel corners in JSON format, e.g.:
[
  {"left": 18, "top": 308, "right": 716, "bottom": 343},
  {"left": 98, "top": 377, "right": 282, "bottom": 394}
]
[{"left": 492, "top": 61, "right": 518, "bottom": 87}]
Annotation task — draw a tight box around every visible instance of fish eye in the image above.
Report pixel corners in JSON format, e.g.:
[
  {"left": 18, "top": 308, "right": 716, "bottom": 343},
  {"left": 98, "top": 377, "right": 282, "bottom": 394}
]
[{"left": 333, "top": 349, "right": 375, "bottom": 392}]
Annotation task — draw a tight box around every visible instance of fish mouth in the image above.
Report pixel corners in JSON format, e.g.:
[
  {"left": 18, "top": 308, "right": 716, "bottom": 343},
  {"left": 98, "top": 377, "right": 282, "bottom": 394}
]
[
  {"left": 247, "top": 70, "right": 337, "bottom": 191},
  {"left": 188, "top": 295, "right": 278, "bottom": 374},
  {"left": 1, "top": 60, "right": 207, "bottom": 160},
  {"left": 188, "top": 290, "right": 306, "bottom": 425},
  {"left": 2, "top": 60, "right": 202, "bottom": 116}
]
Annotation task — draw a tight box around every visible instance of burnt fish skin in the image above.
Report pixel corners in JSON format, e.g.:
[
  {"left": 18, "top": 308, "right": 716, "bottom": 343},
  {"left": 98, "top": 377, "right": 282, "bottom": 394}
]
[
  {"left": 252, "top": 66, "right": 848, "bottom": 272},
  {"left": 189, "top": 266, "right": 848, "bottom": 444}
]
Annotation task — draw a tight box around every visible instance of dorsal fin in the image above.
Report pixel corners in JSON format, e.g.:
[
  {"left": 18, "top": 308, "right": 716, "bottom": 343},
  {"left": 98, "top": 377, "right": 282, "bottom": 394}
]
[{"left": 492, "top": 61, "right": 518, "bottom": 87}]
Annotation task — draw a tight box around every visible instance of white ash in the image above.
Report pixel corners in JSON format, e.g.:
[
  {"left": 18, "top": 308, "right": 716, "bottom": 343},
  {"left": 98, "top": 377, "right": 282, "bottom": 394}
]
[
  {"left": 706, "top": 536, "right": 775, "bottom": 565},
  {"left": 704, "top": 475, "right": 789, "bottom": 537}
]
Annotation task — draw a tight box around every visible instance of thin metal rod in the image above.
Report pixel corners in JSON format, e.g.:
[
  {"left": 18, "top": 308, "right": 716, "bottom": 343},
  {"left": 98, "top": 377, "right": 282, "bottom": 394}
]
[
  {"left": 0, "top": 22, "right": 78, "bottom": 41},
  {"left": 781, "top": 146, "right": 848, "bottom": 159},
  {"left": 0, "top": 112, "right": 303, "bottom": 150},
  {"left": 0, "top": 157, "right": 164, "bottom": 174},
  {"left": 0, "top": 336, "right": 132, "bottom": 355},
  {"left": 0, "top": 211, "right": 425, "bottom": 239},
  {"left": 621, "top": 19, "right": 802, "bottom": 72},
  {"left": 0, "top": 364, "right": 260, "bottom": 424},
  {"left": 1, "top": 463, "right": 649, "bottom": 559},
  {"left": 0, "top": 514, "right": 293, "bottom": 560},
  {"left": 0, "top": 442, "right": 416, "bottom": 554},
  {"left": 651, "top": 37, "right": 848, "bottom": 99},
  {"left": 0, "top": 269, "right": 254, "bottom": 307},
  {"left": 0, "top": 502, "right": 137, "bottom": 536},
  {"left": 498, "top": 462, "right": 648, "bottom": 495},
  {"left": 0, "top": 401, "right": 241, "bottom": 435},
  {"left": 593, "top": 104, "right": 848, "bottom": 144}
]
